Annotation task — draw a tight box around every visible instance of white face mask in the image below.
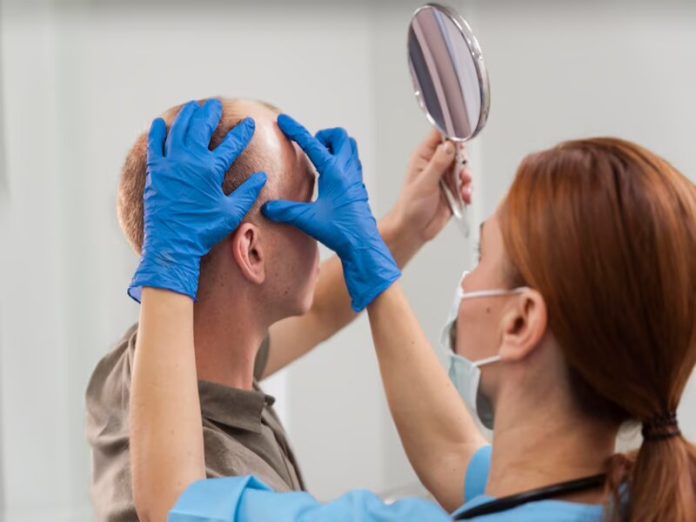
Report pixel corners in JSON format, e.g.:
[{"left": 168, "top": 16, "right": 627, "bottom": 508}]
[{"left": 439, "top": 270, "right": 528, "bottom": 429}]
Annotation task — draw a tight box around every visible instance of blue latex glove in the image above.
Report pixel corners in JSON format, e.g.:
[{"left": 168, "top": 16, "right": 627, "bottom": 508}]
[
  {"left": 262, "top": 114, "right": 400, "bottom": 312},
  {"left": 128, "top": 99, "right": 267, "bottom": 302}
]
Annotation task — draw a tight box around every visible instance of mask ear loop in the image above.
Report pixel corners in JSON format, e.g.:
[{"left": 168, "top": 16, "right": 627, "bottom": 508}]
[
  {"left": 446, "top": 271, "right": 530, "bottom": 357},
  {"left": 458, "top": 271, "right": 530, "bottom": 298},
  {"left": 474, "top": 354, "right": 502, "bottom": 367},
  {"left": 449, "top": 278, "right": 530, "bottom": 363}
]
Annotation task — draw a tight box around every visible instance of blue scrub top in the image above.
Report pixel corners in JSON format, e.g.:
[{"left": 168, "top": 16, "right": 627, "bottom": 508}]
[{"left": 170, "top": 446, "right": 609, "bottom": 521}]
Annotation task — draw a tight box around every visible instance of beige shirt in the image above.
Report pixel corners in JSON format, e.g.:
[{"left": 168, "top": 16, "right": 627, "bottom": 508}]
[{"left": 86, "top": 324, "right": 304, "bottom": 522}]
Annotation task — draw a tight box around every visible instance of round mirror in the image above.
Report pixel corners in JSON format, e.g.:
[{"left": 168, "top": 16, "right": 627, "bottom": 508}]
[
  {"left": 408, "top": 3, "right": 490, "bottom": 141},
  {"left": 408, "top": 3, "right": 490, "bottom": 234}
]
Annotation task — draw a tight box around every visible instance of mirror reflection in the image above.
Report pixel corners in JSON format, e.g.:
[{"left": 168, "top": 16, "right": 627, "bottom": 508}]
[{"left": 408, "top": 4, "right": 489, "bottom": 142}]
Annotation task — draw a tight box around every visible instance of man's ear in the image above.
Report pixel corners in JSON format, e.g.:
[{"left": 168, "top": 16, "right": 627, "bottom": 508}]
[
  {"left": 231, "top": 223, "right": 266, "bottom": 285},
  {"left": 498, "top": 290, "right": 547, "bottom": 362}
]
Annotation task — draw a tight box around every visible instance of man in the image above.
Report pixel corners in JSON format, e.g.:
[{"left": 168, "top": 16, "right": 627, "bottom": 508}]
[{"left": 86, "top": 97, "right": 465, "bottom": 521}]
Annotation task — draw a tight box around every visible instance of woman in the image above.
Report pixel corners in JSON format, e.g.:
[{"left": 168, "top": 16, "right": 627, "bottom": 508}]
[{"left": 129, "top": 99, "right": 696, "bottom": 521}]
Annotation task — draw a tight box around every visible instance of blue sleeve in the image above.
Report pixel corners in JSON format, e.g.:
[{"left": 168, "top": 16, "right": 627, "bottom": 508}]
[
  {"left": 464, "top": 445, "right": 492, "bottom": 502},
  {"left": 169, "top": 476, "right": 267, "bottom": 521},
  {"left": 170, "top": 476, "right": 451, "bottom": 522}
]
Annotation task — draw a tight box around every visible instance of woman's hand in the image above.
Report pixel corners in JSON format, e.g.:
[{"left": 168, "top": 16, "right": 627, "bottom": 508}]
[
  {"left": 262, "top": 114, "right": 401, "bottom": 312},
  {"left": 129, "top": 99, "right": 267, "bottom": 302},
  {"left": 389, "top": 129, "right": 473, "bottom": 243}
]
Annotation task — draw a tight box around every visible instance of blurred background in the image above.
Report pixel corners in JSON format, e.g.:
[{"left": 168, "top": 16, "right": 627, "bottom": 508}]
[{"left": 1, "top": 0, "right": 695, "bottom": 520}]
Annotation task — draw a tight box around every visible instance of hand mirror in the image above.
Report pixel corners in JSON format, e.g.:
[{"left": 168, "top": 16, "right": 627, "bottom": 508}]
[{"left": 408, "top": 3, "right": 490, "bottom": 235}]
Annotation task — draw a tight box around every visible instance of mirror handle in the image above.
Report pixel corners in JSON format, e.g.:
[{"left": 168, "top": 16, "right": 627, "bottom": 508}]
[{"left": 439, "top": 139, "right": 470, "bottom": 237}]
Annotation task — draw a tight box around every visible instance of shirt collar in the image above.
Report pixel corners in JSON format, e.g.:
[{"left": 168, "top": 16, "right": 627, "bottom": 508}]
[{"left": 198, "top": 379, "right": 276, "bottom": 434}]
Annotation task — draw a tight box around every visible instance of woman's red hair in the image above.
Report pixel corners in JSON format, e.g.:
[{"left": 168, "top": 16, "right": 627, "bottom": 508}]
[{"left": 499, "top": 137, "right": 696, "bottom": 521}]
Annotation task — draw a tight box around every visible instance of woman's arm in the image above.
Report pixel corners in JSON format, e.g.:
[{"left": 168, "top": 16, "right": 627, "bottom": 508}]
[
  {"left": 128, "top": 99, "right": 267, "bottom": 521},
  {"left": 130, "top": 288, "right": 204, "bottom": 521},
  {"left": 262, "top": 116, "right": 484, "bottom": 511},
  {"left": 262, "top": 130, "right": 463, "bottom": 378},
  {"left": 367, "top": 283, "right": 486, "bottom": 511}
]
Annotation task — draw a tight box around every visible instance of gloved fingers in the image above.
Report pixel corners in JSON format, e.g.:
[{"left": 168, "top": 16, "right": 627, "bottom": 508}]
[
  {"left": 420, "top": 141, "right": 456, "bottom": 189},
  {"left": 148, "top": 117, "right": 167, "bottom": 161},
  {"left": 262, "top": 200, "right": 315, "bottom": 232},
  {"left": 315, "top": 128, "right": 350, "bottom": 157},
  {"left": 226, "top": 172, "right": 268, "bottom": 228},
  {"left": 188, "top": 99, "right": 223, "bottom": 149},
  {"left": 277, "top": 114, "right": 331, "bottom": 172},
  {"left": 212, "top": 118, "right": 256, "bottom": 179},
  {"left": 348, "top": 137, "right": 363, "bottom": 172},
  {"left": 314, "top": 130, "right": 334, "bottom": 154},
  {"left": 166, "top": 101, "right": 199, "bottom": 156}
]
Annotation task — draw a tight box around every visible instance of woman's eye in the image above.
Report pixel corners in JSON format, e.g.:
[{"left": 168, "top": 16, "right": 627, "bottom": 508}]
[{"left": 475, "top": 241, "right": 482, "bottom": 262}]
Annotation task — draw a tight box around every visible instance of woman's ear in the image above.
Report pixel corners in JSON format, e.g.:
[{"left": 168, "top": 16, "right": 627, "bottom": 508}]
[
  {"left": 498, "top": 290, "right": 547, "bottom": 362},
  {"left": 231, "top": 223, "right": 266, "bottom": 285}
]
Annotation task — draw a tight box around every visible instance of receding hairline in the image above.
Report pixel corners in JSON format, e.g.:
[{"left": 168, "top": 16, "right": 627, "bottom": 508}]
[
  {"left": 117, "top": 96, "right": 283, "bottom": 255},
  {"left": 161, "top": 97, "right": 281, "bottom": 122}
]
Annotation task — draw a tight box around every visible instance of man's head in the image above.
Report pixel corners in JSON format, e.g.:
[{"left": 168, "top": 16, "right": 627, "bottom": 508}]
[{"left": 118, "top": 98, "right": 319, "bottom": 321}]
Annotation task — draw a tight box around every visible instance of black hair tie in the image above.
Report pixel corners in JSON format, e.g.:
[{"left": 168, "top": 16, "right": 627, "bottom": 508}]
[{"left": 642, "top": 411, "right": 680, "bottom": 442}]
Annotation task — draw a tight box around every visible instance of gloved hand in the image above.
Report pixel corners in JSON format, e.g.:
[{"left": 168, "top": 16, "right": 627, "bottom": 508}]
[
  {"left": 262, "top": 114, "right": 400, "bottom": 312},
  {"left": 128, "top": 99, "right": 267, "bottom": 302}
]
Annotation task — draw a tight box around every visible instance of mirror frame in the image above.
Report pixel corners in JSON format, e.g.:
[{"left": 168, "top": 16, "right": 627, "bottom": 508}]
[{"left": 408, "top": 2, "right": 491, "bottom": 141}]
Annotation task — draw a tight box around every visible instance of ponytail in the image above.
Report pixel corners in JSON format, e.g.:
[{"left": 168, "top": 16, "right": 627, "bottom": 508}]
[
  {"left": 498, "top": 137, "right": 696, "bottom": 522},
  {"left": 606, "top": 433, "right": 696, "bottom": 522}
]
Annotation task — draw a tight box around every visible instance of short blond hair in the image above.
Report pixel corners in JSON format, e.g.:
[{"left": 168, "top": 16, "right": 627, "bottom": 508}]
[{"left": 117, "top": 98, "right": 280, "bottom": 254}]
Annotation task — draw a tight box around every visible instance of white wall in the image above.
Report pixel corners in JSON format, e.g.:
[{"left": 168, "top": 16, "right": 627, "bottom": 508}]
[{"left": 0, "top": 1, "right": 694, "bottom": 520}]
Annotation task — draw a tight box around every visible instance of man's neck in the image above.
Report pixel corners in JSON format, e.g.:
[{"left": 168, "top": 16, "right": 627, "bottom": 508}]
[
  {"left": 193, "top": 287, "right": 267, "bottom": 391},
  {"left": 487, "top": 387, "right": 618, "bottom": 504}
]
